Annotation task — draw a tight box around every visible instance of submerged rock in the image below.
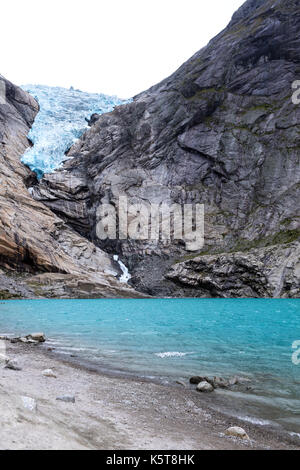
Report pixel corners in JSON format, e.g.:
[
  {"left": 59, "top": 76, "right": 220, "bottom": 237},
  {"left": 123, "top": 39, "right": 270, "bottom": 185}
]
[
  {"left": 229, "top": 376, "right": 239, "bottom": 386},
  {"left": 213, "top": 377, "right": 229, "bottom": 389}
]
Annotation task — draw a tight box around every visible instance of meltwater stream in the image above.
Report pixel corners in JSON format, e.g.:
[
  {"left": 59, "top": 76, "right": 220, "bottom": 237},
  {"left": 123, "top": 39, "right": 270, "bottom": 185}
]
[
  {"left": 0, "top": 298, "right": 299, "bottom": 434},
  {"left": 21, "top": 85, "right": 125, "bottom": 177},
  {"left": 113, "top": 255, "right": 132, "bottom": 283}
]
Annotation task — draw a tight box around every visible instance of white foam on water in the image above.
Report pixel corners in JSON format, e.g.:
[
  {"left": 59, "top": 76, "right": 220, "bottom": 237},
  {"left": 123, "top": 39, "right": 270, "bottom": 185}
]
[
  {"left": 238, "top": 415, "right": 272, "bottom": 426},
  {"left": 155, "top": 352, "right": 187, "bottom": 358}
]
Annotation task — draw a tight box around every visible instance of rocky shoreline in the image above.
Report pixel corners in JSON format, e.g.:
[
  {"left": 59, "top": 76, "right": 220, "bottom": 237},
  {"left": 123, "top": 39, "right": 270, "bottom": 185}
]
[{"left": 0, "top": 334, "right": 299, "bottom": 450}]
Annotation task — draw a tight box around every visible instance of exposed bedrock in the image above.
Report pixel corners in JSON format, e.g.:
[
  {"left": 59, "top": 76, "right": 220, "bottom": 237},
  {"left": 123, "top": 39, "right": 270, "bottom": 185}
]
[
  {"left": 0, "top": 76, "right": 143, "bottom": 298},
  {"left": 31, "top": 0, "right": 300, "bottom": 298}
]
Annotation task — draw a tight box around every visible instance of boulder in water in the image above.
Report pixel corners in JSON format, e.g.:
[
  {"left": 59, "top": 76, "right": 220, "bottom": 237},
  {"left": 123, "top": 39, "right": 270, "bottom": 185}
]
[
  {"left": 27, "top": 332, "right": 46, "bottom": 343},
  {"left": 213, "top": 377, "right": 229, "bottom": 389},
  {"left": 189, "top": 376, "right": 205, "bottom": 385}
]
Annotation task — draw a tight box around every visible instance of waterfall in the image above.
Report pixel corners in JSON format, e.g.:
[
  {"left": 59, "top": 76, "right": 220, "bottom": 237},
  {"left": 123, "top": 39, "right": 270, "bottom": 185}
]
[{"left": 113, "top": 255, "right": 131, "bottom": 283}]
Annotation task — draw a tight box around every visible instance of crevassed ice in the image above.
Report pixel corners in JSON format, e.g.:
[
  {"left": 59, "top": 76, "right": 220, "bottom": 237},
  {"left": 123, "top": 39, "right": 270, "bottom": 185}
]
[{"left": 21, "top": 84, "right": 126, "bottom": 177}]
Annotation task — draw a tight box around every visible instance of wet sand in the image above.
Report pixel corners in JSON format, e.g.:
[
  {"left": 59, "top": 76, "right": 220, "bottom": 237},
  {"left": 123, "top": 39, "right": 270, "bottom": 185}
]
[{"left": 0, "top": 341, "right": 299, "bottom": 450}]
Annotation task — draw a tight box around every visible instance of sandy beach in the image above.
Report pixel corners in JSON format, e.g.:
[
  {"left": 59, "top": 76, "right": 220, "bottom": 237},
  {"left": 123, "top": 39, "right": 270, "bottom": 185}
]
[{"left": 0, "top": 340, "right": 299, "bottom": 450}]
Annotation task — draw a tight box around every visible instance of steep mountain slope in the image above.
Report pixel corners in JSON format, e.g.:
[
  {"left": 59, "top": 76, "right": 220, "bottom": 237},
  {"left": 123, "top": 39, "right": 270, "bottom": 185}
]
[
  {"left": 32, "top": 0, "right": 300, "bottom": 298},
  {"left": 0, "top": 76, "right": 142, "bottom": 298}
]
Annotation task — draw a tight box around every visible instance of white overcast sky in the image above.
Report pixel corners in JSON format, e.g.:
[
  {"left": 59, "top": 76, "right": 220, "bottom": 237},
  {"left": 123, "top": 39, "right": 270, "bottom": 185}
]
[{"left": 2, "top": 0, "right": 245, "bottom": 98}]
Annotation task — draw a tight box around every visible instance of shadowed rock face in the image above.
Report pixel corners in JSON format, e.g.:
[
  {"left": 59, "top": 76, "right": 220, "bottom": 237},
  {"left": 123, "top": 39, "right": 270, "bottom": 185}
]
[
  {"left": 32, "top": 0, "right": 300, "bottom": 298},
  {"left": 0, "top": 76, "right": 144, "bottom": 298}
]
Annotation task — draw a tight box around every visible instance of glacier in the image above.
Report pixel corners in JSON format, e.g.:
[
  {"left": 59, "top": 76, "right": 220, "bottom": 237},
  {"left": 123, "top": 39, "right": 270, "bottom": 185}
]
[{"left": 21, "top": 84, "right": 126, "bottom": 177}]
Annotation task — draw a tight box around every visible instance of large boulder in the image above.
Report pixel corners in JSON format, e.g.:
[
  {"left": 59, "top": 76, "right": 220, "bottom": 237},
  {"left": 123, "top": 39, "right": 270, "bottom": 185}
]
[{"left": 196, "top": 381, "right": 214, "bottom": 393}]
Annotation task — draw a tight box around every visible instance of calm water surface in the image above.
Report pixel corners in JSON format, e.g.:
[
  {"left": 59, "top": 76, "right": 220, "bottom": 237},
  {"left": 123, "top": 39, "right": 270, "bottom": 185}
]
[{"left": 0, "top": 299, "right": 299, "bottom": 433}]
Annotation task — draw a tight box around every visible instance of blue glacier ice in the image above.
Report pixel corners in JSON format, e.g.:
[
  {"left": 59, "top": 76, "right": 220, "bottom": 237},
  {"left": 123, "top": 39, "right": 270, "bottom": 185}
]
[{"left": 21, "top": 84, "right": 126, "bottom": 177}]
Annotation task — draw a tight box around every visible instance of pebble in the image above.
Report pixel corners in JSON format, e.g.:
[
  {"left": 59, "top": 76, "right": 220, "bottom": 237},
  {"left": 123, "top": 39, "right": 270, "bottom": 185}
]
[
  {"left": 42, "top": 368, "right": 57, "bottom": 378},
  {"left": 21, "top": 396, "right": 37, "bottom": 412},
  {"left": 56, "top": 395, "right": 75, "bottom": 403}
]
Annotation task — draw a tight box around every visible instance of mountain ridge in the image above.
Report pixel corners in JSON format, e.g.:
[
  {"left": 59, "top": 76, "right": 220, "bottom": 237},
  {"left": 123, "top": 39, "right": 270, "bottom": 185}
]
[{"left": 31, "top": 0, "right": 300, "bottom": 297}]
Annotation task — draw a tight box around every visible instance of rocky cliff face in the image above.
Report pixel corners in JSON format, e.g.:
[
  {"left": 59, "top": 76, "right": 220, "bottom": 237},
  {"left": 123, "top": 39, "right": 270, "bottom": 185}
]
[
  {"left": 31, "top": 0, "right": 300, "bottom": 298},
  {"left": 0, "top": 76, "right": 143, "bottom": 298}
]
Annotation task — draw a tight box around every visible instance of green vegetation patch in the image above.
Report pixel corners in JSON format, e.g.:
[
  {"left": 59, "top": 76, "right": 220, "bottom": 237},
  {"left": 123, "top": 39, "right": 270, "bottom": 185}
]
[{"left": 0, "top": 290, "right": 21, "bottom": 300}]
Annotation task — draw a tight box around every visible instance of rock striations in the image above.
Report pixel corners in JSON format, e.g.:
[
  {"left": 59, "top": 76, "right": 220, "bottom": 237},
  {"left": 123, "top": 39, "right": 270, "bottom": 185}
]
[
  {"left": 1, "top": 0, "right": 300, "bottom": 298},
  {"left": 0, "top": 76, "right": 143, "bottom": 298}
]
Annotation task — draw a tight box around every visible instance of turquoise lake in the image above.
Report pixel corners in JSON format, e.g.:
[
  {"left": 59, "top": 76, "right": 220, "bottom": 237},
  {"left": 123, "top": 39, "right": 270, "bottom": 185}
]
[{"left": 0, "top": 298, "right": 299, "bottom": 433}]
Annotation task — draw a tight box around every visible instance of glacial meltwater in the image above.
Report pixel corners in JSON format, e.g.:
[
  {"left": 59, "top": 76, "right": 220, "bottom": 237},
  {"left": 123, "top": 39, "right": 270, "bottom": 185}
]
[{"left": 0, "top": 299, "right": 299, "bottom": 434}]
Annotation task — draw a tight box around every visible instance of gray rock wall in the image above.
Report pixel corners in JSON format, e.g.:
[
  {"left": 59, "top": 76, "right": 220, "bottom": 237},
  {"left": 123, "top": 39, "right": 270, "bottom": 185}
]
[{"left": 32, "top": 0, "right": 300, "bottom": 297}]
